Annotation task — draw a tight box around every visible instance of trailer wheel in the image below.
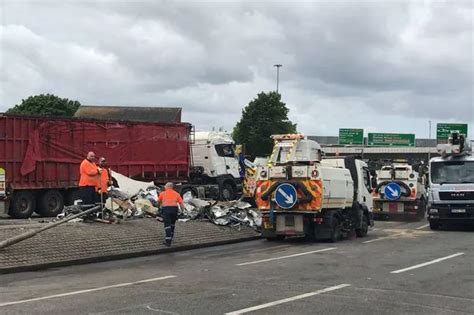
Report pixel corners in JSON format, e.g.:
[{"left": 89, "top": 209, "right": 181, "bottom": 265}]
[
  {"left": 329, "top": 218, "right": 341, "bottom": 243},
  {"left": 356, "top": 214, "right": 369, "bottom": 237},
  {"left": 220, "top": 182, "right": 234, "bottom": 201},
  {"left": 38, "top": 190, "right": 64, "bottom": 217},
  {"left": 9, "top": 191, "right": 36, "bottom": 219},
  {"left": 66, "top": 189, "right": 81, "bottom": 206}
]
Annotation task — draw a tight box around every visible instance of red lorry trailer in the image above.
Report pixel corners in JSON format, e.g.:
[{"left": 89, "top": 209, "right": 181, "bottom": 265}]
[{"left": 0, "top": 114, "right": 191, "bottom": 219}]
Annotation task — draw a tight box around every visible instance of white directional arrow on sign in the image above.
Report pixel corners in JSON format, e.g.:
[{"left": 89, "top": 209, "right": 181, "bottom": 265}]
[
  {"left": 386, "top": 185, "right": 399, "bottom": 197},
  {"left": 278, "top": 188, "right": 294, "bottom": 204}
]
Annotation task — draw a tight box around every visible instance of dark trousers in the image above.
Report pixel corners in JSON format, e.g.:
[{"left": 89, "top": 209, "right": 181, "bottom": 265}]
[
  {"left": 96, "top": 192, "right": 109, "bottom": 203},
  {"left": 162, "top": 206, "right": 178, "bottom": 244},
  {"left": 78, "top": 186, "right": 96, "bottom": 205}
]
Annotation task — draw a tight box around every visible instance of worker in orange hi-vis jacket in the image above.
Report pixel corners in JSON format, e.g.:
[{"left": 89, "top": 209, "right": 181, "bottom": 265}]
[
  {"left": 78, "top": 151, "right": 100, "bottom": 205},
  {"left": 96, "top": 157, "right": 111, "bottom": 202},
  {"left": 157, "top": 182, "right": 184, "bottom": 247}
]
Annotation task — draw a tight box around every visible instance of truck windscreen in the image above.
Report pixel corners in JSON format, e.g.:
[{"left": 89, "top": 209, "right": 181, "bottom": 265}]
[
  {"left": 215, "top": 144, "right": 235, "bottom": 157},
  {"left": 431, "top": 161, "right": 474, "bottom": 184}
]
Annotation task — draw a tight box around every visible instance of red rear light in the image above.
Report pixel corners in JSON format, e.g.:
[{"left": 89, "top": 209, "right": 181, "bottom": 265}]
[{"left": 313, "top": 217, "right": 323, "bottom": 224}]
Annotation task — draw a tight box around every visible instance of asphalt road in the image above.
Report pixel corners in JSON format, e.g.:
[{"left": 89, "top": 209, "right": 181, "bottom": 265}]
[{"left": 0, "top": 220, "right": 473, "bottom": 315}]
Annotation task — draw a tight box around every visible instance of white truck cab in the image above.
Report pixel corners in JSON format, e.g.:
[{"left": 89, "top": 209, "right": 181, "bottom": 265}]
[
  {"left": 190, "top": 131, "right": 241, "bottom": 199},
  {"left": 321, "top": 158, "right": 374, "bottom": 214},
  {"left": 428, "top": 134, "right": 474, "bottom": 229}
]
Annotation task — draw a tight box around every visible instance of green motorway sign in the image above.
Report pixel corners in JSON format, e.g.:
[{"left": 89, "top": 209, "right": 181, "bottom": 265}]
[
  {"left": 367, "top": 133, "right": 415, "bottom": 147},
  {"left": 436, "top": 123, "right": 468, "bottom": 144},
  {"left": 339, "top": 128, "right": 364, "bottom": 145}
]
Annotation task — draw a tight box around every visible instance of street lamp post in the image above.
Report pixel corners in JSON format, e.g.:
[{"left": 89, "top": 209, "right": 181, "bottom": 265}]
[
  {"left": 274, "top": 64, "right": 282, "bottom": 93},
  {"left": 428, "top": 120, "right": 432, "bottom": 161}
]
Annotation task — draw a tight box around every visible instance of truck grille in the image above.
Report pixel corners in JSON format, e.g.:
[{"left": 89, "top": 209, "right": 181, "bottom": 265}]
[{"left": 439, "top": 191, "right": 474, "bottom": 200}]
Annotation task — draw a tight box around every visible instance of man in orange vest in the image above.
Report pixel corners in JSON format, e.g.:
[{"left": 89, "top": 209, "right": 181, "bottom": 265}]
[
  {"left": 157, "top": 182, "right": 184, "bottom": 247},
  {"left": 79, "top": 151, "right": 100, "bottom": 205},
  {"left": 96, "top": 157, "right": 111, "bottom": 202}
]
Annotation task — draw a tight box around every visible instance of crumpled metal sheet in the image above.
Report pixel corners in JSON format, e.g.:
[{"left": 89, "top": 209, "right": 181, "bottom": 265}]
[
  {"left": 108, "top": 187, "right": 131, "bottom": 201},
  {"left": 134, "top": 198, "right": 158, "bottom": 216},
  {"left": 57, "top": 170, "right": 261, "bottom": 228},
  {"left": 110, "top": 171, "right": 155, "bottom": 197},
  {"left": 179, "top": 198, "right": 261, "bottom": 230}
]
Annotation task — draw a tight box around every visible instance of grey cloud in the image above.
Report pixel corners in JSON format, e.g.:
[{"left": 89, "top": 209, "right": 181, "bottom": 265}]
[{"left": 0, "top": 0, "right": 472, "bottom": 137}]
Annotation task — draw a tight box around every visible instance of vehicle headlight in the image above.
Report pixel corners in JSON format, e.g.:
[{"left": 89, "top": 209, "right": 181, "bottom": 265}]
[{"left": 430, "top": 208, "right": 438, "bottom": 214}]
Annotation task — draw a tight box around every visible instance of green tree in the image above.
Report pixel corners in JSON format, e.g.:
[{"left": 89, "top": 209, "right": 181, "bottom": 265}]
[
  {"left": 7, "top": 94, "right": 81, "bottom": 117},
  {"left": 233, "top": 91, "right": 297, "bottom": 157}
]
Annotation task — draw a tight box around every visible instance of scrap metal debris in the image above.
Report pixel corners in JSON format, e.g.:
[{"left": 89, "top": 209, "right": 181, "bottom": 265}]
[
  {"left": 56, "top": 171, "right": 261, "bottom": 229},
  {"left": 180, "top": 199, "right": 261, "bottom": 230}
]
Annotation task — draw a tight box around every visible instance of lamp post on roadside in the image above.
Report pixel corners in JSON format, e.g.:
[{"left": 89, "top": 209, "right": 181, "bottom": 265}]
[
  {"left": 274, "top": 64, "right": 282, "bottom": 94},
  {"left": 428, "top": 120, "right": 432, "bottom": 161}
]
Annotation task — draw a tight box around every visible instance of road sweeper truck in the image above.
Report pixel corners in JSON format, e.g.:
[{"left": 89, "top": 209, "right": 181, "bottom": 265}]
[
  {"left": 372, "top": 160, "right": 427, "bottom": 220},
  {"left": 255, "top": 134, "right": 374, "bottom": 242}
]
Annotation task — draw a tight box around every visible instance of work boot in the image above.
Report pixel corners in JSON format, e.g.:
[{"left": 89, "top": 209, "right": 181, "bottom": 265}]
[{"left": 162, "top": 241, "right": 171, "bottom": 247}]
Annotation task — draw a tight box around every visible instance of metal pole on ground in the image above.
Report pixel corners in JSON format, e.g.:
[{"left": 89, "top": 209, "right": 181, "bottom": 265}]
[{"left": 0, "top": 205, "right": 101, "bottom": 250}]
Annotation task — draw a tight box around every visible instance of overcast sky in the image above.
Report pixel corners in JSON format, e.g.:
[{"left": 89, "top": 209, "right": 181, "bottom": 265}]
[{"left": 1, "top": 0, "right": 473, "bottom": 138}]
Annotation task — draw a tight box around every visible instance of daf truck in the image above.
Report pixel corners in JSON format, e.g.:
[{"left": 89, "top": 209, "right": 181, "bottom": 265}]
[{"left": 186, "top": 131, "right": 242, "bottom": 200}]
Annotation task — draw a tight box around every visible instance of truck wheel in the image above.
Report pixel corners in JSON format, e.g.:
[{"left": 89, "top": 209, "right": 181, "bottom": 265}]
[
  {"left": 9, "top": 191, "right": 36, "bottom": 219},
  {"left": 66, "top": 189, "right": 81, "bottom": 206},
  {"left": 38, "top": 190, "right": 64, "bottom": 217},
  {"left": 220, "top": 183, "right": 234, "bottom": 201},
  {"left": 429, "top": 221, "right": 440, "bottom": 230},
  {"left": 356, "top": 214, "right": 369, "bottom": 237},
  {"left": 329, "top": 218, "right": 341, "bottom": 243}
]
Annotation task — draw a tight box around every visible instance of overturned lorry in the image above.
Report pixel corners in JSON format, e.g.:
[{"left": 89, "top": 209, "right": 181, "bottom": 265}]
[
  {"left": 254, "top": 134, "right": 374, "bottom": 242},
  {"left": 0, "top": 114, "right": 241, "bottom": 219}
]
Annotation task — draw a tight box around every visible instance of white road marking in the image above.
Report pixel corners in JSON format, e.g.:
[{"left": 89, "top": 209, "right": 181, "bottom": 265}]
[
  {"left": 0, "top": 275, "right": 176, "bottom": 307},
  {"left": 391, "top": 253, "right": 465, "bottom": 274},
  {"left": 236, "top": 247, "right": 336, "bottom": 266},
  {"left": 146, "top": 305, "right": 180, "bottom": 314},
  {"left": 415, "top": 224, "right": 430, "bottom": 230},
  {"left": 362, "top": 233, "right": 404, "bottom": 243},
  {"left": 225, "top": 284, "right": 351, "bottom": 315}
]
